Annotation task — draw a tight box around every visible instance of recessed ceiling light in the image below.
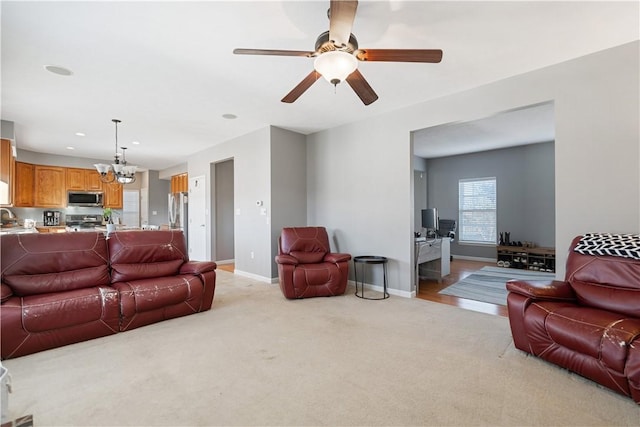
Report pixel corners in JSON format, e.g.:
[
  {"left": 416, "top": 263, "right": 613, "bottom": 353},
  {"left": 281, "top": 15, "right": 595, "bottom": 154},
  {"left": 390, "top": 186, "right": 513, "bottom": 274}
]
[
  {"left": 75, "top": 132, "right": 85, "bottom": 137},
  {"left": 131, "top": 141, "right": 140, "bottom": 145},
  {"left": 222, "top": 113, "right": 237, "bottom": 120},
  {"left": 66, "top": 146, "right": 75, "bottom": 150},
  {"left": 44, "top": 65, "right": 73, "bottom": 76}
]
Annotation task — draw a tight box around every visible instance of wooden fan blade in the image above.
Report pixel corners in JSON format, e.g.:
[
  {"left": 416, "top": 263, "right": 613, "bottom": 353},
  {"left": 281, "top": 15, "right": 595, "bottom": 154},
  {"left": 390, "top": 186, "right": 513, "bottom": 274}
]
[
  {"left": 329, "top": 0, "right": 358, "bottom": 48},
  {"left": 356, "top": 49, "right": 443, "bottom": 63},
  {"left": 346, "top": 69, "right": 378, "bottom": 106},
  {"left": 281, "top": 70, "right": 322, "bottom": 103},
  {"left": 233, "top": 48, "right": 315, "bottom": 58}
]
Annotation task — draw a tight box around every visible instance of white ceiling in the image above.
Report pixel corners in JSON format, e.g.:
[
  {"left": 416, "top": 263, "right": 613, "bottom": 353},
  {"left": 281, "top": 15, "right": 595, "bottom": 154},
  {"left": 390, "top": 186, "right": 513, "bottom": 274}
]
[{"left": 1, "top": 1, "right": 638, "bottom": 170}]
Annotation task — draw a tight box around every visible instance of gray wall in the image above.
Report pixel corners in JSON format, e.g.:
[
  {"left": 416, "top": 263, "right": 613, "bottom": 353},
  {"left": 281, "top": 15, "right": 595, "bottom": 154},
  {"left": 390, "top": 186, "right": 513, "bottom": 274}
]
[
  {"left": 145, "top": 170, "right": 170, "bottom": 226},
  {"left": 307, "top": 41, "right": 639, "bottom": 293},
  {"left": 185, "top": 126, "right": 307, "bottom": 281},
  {"left": 214, "top": 159, "right": 234, "bottom": 261},
  {"left": 1, "top": 120, "right": 15, "bottom": 140},
  {"left": 17, "top": 149, "right": 108, "bottom": 169},
  {"left": 186, "top": 127, "right": 273, "bottom": 280},
  {"left": 270, "top": 127, "right": 307, "bottom": 277},
  {"left": 414, "top": 170, "right": 427, "bottom": 234},
  {"left": 426, "top": 141, "right": 555, "bottom": 260}
]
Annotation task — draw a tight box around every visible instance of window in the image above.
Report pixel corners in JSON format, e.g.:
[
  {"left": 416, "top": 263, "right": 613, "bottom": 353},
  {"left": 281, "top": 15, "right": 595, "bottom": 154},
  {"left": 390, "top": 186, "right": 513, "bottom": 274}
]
[{"left": 458, "top": 177, "right": 496, "bottom": 244}]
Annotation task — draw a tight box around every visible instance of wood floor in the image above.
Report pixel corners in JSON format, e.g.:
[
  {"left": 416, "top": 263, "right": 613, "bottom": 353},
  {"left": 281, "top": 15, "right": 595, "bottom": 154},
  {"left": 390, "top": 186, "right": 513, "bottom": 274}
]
[
  {"left": 416, "top": 259, "right": 508, "bottom": 317},
  {"left": 217, "top": 263, "right": 235, "bottom": 273},
  {"left": 215, "top": 259, "right": 507, "bottom": 317}
]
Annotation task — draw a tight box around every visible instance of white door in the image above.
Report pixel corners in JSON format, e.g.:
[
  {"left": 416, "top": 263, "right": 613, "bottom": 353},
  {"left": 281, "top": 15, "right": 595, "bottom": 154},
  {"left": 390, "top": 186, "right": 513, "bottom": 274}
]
[{"left": 189, "top": 175, "right": 207, "bottom": 260}]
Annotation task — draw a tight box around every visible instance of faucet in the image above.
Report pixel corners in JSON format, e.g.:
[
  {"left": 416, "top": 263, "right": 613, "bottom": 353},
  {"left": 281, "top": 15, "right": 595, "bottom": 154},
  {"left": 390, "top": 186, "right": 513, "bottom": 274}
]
[{"left": 0, "top": 207, "right": 16, "bottom": 219}]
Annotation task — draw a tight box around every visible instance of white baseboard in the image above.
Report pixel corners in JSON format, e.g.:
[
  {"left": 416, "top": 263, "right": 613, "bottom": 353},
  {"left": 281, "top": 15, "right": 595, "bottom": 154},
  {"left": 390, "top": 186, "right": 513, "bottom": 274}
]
[
  {"left": 347, "top": 280, "right": 414, "bottom": 299},
  {"left": 229, "top": 274, "right": 416, "bottom": 297},
  {"left": 215, "top": 259, "right": 234, "bottom": 265},
  {"left": 233, "top": 269, "right": 277, "bottom": 284}
]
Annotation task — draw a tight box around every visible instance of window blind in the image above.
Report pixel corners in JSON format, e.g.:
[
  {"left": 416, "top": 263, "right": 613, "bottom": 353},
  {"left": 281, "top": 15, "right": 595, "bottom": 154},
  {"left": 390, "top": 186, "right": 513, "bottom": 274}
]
[{"left": 458, "top": 177, "right": 497, "bottom": 244}]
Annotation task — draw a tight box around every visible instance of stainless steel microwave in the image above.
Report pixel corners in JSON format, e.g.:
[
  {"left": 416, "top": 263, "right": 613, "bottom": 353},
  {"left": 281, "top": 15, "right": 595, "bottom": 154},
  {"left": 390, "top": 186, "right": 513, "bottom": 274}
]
[{"left": 67, "top": 191, "right": 104, "bottom": 207}]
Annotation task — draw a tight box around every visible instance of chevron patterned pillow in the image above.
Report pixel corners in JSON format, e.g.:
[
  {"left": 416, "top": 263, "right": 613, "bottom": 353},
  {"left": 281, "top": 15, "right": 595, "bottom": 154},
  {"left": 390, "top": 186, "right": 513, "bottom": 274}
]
[{"left": 574, "top": 232, "right": 640, "bottom": 260}]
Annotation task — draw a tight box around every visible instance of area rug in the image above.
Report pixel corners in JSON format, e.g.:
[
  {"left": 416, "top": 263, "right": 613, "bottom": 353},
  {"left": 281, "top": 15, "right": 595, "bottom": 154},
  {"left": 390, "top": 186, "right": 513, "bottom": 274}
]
[{"left": 438, "top": 266, "right": 555, "bottom": 306}]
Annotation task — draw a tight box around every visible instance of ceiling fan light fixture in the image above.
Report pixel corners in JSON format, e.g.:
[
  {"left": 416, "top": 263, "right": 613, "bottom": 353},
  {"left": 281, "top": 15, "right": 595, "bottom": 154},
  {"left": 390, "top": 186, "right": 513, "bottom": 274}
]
[{"left": 314, "top": 51, "right": 357, "bottom": 86}]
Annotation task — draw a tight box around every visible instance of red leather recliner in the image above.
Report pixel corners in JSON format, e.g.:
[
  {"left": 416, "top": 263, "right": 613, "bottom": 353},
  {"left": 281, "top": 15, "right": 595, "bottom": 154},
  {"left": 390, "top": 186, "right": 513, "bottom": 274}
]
[
  {"left": 506, "top": 235, "right": 640, "bottom": 403},
  {"left": 275, "top": 227, "right": 351, "bottom": 299}
]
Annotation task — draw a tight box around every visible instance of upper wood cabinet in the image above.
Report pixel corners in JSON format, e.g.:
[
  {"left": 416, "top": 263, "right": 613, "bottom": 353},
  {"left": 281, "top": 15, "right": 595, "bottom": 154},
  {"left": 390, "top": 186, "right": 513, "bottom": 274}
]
[
  {"left": 171, "top": 173, "right": 188, "bottom": 193},
  {"left": 13, "top": 163, "right": 114, "bottom": 208},
  {"left": 66, "top": 167, "right": 86, "bottom": 190},
  {"left": 14, "top": 161, "right": 34, "bottom": 207},
  {"left": 103, "top": 179, "right": 123, "bottom": 209},
  {"left": 0, "top": 139, "right": 15, "bottom": 205},
  {"left": 34, "top": 165, "right": 66, "bottom": 207},
  {"left": 85, "top": 170, "right": 104, "bottom": 191},
  {"left": 66, "top": 167, "right": 103, "bottom": 192}
]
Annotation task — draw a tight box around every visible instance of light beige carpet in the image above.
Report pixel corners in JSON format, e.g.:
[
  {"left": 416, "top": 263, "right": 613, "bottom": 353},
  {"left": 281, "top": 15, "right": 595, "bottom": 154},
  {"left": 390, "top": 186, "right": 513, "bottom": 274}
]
[{"left": 3, "top": 270, "right": 639, "bottom": 426}]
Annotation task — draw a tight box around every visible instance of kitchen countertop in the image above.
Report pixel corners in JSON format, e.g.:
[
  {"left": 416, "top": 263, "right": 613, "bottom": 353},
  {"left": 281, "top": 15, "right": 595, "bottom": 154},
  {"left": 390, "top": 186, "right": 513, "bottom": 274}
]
[{"left": 0, "top": 227, "right": 39, "bottom": 235}]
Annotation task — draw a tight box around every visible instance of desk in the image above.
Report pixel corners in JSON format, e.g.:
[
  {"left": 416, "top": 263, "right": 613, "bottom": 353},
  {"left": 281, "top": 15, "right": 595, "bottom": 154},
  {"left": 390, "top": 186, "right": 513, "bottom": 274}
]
[
  {"left": 354, "top": 256, "right": 389, "bottom": 300},
  {"left": 415, "top": 238, "right": 450, "bottom": 293}
]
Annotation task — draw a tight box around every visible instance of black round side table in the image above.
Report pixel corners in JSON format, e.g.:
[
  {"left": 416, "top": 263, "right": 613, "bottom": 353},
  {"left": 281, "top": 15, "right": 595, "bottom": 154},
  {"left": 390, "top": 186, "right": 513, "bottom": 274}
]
[{"left": 353, "top": 256, "right": 389, "bottom": 300}]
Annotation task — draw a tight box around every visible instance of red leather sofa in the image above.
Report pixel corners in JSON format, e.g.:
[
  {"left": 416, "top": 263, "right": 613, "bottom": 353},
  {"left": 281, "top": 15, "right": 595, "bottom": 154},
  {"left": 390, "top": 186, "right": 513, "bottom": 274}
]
[
  {"left": 1, "top": 230, "right": 216, "bottom": 359},
  {"left": 506, "top": 235, "right": 640, "bottom": 403},
  {"left": 275, "top": 227, "right": 351, "bottom": 299}
]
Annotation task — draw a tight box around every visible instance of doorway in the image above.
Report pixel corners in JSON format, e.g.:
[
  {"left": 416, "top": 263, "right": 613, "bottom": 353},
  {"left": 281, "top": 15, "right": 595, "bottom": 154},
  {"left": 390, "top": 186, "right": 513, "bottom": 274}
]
[
  {"left": 213, "top": 159, "right": 234, "bottom": 265},
  {"left": 411, "top": 102, "right": 556, "bottom": 313}
]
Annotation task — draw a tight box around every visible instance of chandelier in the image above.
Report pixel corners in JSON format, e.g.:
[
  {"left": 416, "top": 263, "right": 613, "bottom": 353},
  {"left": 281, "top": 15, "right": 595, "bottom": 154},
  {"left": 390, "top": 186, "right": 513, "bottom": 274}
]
[{"left": 94, "top": 119, "right": 137, "bottom": 184}]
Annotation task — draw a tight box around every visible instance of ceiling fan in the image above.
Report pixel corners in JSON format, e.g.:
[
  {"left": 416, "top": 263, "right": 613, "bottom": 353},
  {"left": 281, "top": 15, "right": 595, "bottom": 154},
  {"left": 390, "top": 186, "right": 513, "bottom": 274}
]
[{"left": 233, "top": 0, "right": 443, "bottom": 106}]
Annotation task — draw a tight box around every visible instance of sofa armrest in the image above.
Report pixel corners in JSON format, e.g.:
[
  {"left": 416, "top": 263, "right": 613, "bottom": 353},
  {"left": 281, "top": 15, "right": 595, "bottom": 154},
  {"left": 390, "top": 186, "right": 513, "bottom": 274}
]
[
  {"left": 275, "top": 254, "right": 298, "bottom": 265},
  {"left": 324, "top": 253, "right": 352, "bottom": 263},
  {"left": 506, "top": 279, "right": 576, "bottom": 301},
  {"left": 1, "top": 282, "right": 13, "bottom": 303},
  {"left": 180, "top": 261, "right": 217, "bottom": 275}
]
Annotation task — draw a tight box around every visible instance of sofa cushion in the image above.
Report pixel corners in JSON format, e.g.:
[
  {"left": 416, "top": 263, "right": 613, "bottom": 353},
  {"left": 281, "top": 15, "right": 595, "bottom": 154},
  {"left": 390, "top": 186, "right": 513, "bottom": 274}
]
[
  {"left": 22, "top": 287, "right": 119, "bottom": 333},
  {"left": 114, "top": 276, "right": 192, "bottom": 312},
  {"left": 1, "top": 232, "right": 110, "bottom": 296},
  {"left": 108, "top": 230, "right": 188, "bottom": 282},
  {"left": 114, "top": 274, "right": 206, "bottom": 331},
  {"left": 544, "top": 306, "right": 640, "bottom": 373}
]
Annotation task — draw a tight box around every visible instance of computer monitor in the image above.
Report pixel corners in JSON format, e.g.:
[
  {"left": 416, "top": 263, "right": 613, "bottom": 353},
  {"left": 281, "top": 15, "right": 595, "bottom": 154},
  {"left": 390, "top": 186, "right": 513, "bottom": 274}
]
[{"left": 421, "top": 208, "right": 438, "bottom": 231}]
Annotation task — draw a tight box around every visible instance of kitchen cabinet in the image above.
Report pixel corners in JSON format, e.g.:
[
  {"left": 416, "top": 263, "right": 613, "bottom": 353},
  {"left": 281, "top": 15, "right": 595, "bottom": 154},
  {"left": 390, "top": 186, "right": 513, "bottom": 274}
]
[
  {"left": 85, "top": 170, "right": 104, "bottom": 191},
  {"left": 66, "top": 167, "right": 86, "bottom": 190},
  {"left": 103, "top": 179, "right": 123, "bottom": 209},
  {"left": 171, "top": 173, "right": 188, "bottom": 193},
  {"left": 66, "top": 167, "right": 103, "bottom": 192},
  {"left": 14, "top": 162, "right": 34, "bottom": 207},
  {"left": 35, "top": 226, "right": 67, "bottom": 233},
  {"left": 34, "top": 165, "right": 66, "bottom": 207},
  {"left": 0, "top": 138, "right": 15, "bottom": 205}
]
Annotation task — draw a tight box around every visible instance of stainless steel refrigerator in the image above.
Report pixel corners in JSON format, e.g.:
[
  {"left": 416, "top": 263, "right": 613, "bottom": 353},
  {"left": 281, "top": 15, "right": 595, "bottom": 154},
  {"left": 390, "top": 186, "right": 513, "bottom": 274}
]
[{"left": 168, "top": 192, "right": 188, "bottom": 246}]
